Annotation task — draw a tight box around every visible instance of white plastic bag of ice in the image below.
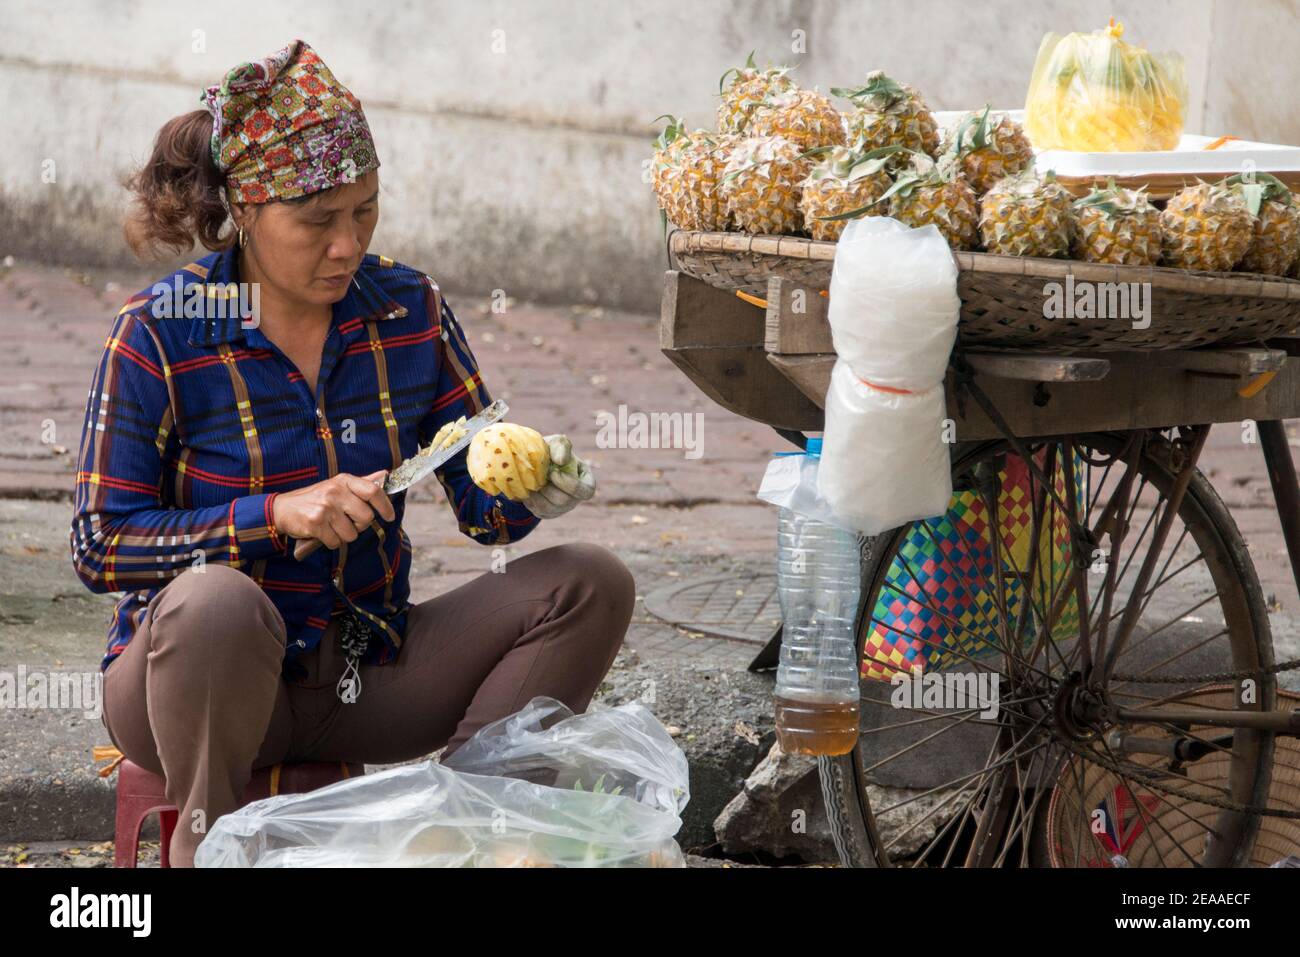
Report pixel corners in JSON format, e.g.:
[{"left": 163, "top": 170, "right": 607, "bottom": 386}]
[{"left": 816, "top": 217, "right": 960, "bottom": 534}]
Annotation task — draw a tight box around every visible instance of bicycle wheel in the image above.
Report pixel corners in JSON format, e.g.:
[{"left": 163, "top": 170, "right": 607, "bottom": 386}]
[{"left": 820, "top": 430, "right": 1277, "bottom": 868}]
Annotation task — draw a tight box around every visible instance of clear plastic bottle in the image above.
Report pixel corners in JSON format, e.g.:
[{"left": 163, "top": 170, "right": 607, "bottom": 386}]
[{"left": 773, "top": 438, "right": 862, "bottom": 756}]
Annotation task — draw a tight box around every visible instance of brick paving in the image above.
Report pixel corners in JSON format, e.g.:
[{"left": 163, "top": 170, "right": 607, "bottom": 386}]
[
  {"left": 4, "top": 257, "right": 1300, "bottom": 646},
  {"left": 0, "top": 259, "right": 784, "bottom": 668}
]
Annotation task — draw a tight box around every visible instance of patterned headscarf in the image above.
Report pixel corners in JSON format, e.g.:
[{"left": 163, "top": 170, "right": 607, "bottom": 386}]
[{"left": 199, "top": 39, "right": 380, "bottom": 204}]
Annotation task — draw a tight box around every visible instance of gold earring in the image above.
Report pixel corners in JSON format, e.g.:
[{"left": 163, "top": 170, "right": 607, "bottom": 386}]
[{"left": 238, "top": 226, "right": 247, "bottom": 248}]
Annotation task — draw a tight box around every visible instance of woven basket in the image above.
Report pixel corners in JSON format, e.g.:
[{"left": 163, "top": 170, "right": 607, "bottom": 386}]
[
  {"left": 668, "top": 230, "right": 1300, "bottom": 352},
  {"left": 1045, "top": 686, "right": 1300, "bottom": 868}
]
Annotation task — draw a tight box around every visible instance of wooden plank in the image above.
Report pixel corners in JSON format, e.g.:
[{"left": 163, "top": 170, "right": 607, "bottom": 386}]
[
  {"left": 762, "top": 353, "right": 1300, "bottom": 441},
  {"left": 766, "top": 354, "right": 833, "bottom": 409},
  {"left": 763, "top": 277, "right": 832, "bottom": 355},
  {"left": 964, "top": 352, "right": 1111, "bottom": 382},
  {"left": 660, "top": 271, "right": 823, "bottom": 431},
  {"left": 1106, "top": 348, "right": 1288, "bottom": 377}
]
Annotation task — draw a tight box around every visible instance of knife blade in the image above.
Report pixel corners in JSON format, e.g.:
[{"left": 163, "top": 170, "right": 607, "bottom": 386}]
[{"left": 292, "top": 398, "right": 509, "bottom": 560}]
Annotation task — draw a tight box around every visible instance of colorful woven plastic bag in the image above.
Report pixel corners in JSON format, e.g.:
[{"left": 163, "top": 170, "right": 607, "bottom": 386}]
[{"left": 862, "top": 449, "right": 1084, "bottom": 681}]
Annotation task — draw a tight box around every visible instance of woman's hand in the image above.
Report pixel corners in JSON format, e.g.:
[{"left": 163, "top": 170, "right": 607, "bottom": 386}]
[{"left": 272, "top": 471, "right": 395, "bottom": 549}]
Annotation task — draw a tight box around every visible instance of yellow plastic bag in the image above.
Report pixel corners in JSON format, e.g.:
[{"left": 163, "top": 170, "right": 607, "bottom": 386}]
[{"left": 1024, "top": 19, "right": 1187, "bottom": 152}]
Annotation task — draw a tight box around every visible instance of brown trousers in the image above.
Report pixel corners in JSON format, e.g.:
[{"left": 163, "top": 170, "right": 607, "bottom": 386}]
[{"left": 100, "top": 542, "right": 635, "bottom": 867}]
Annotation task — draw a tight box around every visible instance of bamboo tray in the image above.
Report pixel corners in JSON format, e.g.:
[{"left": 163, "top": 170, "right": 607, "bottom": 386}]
[{"left": 668, "top": 230, "right": 1300, "bottom": 352}]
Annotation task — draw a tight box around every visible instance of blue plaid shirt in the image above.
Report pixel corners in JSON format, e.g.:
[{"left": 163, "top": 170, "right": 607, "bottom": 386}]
[{"left": 70, "top": 246, "right": 540, "bottom": 679}]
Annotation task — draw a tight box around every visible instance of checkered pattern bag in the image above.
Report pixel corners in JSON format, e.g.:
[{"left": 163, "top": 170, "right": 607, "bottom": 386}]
[{"left": 862, "top": 450, "right": 1084, "bottom": 681}]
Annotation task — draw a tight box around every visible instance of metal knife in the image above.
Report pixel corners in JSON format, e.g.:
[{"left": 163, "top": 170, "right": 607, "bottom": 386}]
[{"left": 292, "top": 398, "right": 509, "bottom": 560}]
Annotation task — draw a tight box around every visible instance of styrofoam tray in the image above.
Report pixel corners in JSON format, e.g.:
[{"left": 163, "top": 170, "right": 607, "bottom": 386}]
[{"left": 933, "top": 109, "right": 1300, "bottom": 194}]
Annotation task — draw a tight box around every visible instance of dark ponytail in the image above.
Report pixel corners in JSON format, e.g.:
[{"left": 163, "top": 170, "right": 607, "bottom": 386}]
[{"left": 121, "top": 109, "right": 235, "bottom": 258}]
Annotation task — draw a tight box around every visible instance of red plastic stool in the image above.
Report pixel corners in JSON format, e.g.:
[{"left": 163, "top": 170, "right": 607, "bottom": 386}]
[{"left": 113, "top": 758, "right": 364, "bottom": 867}]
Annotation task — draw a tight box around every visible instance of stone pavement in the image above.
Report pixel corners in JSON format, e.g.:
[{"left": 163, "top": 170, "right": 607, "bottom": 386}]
[{"left": 4, "top": 258, "right": 1300, "bottom": 862}]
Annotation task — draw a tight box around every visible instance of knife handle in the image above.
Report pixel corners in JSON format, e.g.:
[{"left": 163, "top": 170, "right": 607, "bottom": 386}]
[
  {"left": 293, "top": 537, "right": 323, "bottom": 561},
  {"left": 291, "top": 472, "right": 392, "bottom": 561},
  {"left": 293, "top": 522, "right": 380, "bottom": 561}
]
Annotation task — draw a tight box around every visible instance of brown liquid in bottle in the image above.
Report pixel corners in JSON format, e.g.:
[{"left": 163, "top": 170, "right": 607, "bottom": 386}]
[{"left": 774, "top": 695, "right": 860, "bottom": 756}]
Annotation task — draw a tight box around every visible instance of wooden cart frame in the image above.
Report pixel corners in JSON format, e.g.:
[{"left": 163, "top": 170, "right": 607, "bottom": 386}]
[{"left": 662, "top": 268, "right": 1300, "bottom": 867}]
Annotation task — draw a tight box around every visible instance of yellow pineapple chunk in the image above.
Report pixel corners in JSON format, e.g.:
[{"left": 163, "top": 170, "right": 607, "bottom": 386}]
[{"left": 424, "top": 416, "right": 468, "bottom": 456}]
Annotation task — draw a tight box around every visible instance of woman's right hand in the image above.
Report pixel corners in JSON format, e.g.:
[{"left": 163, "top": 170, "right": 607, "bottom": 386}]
[{"left": 272, "top": 471, "right": 395, "bottom": 549}]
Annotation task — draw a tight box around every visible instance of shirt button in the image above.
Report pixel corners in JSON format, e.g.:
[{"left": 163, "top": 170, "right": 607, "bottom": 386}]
[{"left": 296, "top": 640, "right": 306, "bottom": 648}]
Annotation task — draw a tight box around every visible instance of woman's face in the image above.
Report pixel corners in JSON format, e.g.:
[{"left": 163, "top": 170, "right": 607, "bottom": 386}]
[{"left": 234, "top": 170, "right": 380, "bottom": 308}]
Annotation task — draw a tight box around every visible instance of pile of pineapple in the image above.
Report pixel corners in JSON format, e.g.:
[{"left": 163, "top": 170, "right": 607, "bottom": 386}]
[{"left": 650, "top": 55, "right": 1300, "bottom": 276}]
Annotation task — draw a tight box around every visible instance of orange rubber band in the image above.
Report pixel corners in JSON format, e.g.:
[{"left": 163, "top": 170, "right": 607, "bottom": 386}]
[
  {"left": 734, "top": 289, "right": 831, "bottom": 309},
  {"left": 1202, "top": 135, "right": 1240, "bottom": 151},
  {"left": 858, "top": 377, "right": 916, "bottom": 395},
  {"left": 1238, "top": 370, "right": 1277, "bottom": 398}
]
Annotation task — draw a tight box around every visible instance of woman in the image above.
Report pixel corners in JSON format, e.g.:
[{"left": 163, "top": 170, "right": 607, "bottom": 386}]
[{"left": 70, "top": 39, "right": 635, "bottom": 867}]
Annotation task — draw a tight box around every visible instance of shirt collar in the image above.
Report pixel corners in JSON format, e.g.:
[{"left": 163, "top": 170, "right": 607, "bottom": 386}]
[{"left": 185, "top": 245, "right": 409, "bottom": 348}]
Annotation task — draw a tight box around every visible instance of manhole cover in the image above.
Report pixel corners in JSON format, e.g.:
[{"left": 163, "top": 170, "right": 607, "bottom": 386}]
[{"left": 643, "top": 574, "right": 780, "bottom": 644}]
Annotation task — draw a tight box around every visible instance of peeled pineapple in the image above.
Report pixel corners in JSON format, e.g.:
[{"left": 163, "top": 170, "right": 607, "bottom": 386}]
[
  {"left": 832, "top": 72, "right": 940, "bottom": 161},
  {"left": 1161, "top": 180, "right": 1256, "bottom": 272},
  {"left": 1227, "top": 172, "right": 1300, "bottom": 276},
  {"left": 979, "top": 170, "right": 1074, "bottom": 258},
  {"left": 746, "top": 88, "right": 845, "bottom": 151},
  {"left": 942, "top": 107, "right": 1035, "bottom": 196},
  {"left": 883, "top": 153, "right": 979, "bottom": 250},
  {"left": 467, "top": 423, "right": 551, "bottom": 501},
  {"left": 799, "top": 144, "right": 893, "bottom": 241},
  {"left": 1024, "top": 20, "right": 1186, "bottom": 153},
  {"left": 720, "top": 135, "right": 812, "bottom": 235},
  {"left": 650, "top": 117, "right": 734, "bottom": 231},
  {"left": 717, "top": 53, "right": 797, "bottom": 134},
  {"left": 1072, "top": 180, "right": 1163, "bottom": 265}
]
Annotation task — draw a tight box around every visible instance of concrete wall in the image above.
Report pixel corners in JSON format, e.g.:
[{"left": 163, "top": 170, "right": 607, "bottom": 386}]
[{"left": 1, "top": 0, "right": 1297, "bottom": 312}]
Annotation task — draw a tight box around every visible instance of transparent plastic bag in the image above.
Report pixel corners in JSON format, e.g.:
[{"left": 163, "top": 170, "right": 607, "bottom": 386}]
[
  {"left": 756, "top": 446, "right": 853, "bottom": 528},
  {"left": 1024, "top": 19, "right": 1186, "bottom": 153},
  {"left": 440, "top": 696, "right": 689, "bottom": 818},
  {"left": 194, "top": 696, "right": 690, "bottom": 868}
]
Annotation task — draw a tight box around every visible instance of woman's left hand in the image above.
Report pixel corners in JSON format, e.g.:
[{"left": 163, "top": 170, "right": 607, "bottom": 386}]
[{"left": 520, "top": 434, "right": 595, "bottom": 519}]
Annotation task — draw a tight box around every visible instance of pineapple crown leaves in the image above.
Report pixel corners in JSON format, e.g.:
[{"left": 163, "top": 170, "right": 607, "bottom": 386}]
[
  {"left": 871, "top": 149, "right": 964, "bottom": 205},
  {"left": 805, "top": 143, "right": 898, "bottom": 184},
  {"left": 815, "top": 146, "right": 929, "bottom": 222},
  {"left": 718, "top": 50, "right": 794, "bottom": 94},
  {"left": 572, "top": 774, "right": 625, "bottom": 797},
  {"left": 948, "top": 105, "right": 995, "bottom": 157},
  {"left": 652, "top": 116, "right": 730, "bottom": 162},
  {"left": 652, "top": 114, "right": 688, "bottom": 152},
  {"left": 1074, "top": 176, "right": 1156, "bottom": 217},
  {"left": 1225, "top": 171, "right": 1295, "bottom": 217},
  {"left": 831, "top": 71, "right": 915, "bottom": 113}
]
